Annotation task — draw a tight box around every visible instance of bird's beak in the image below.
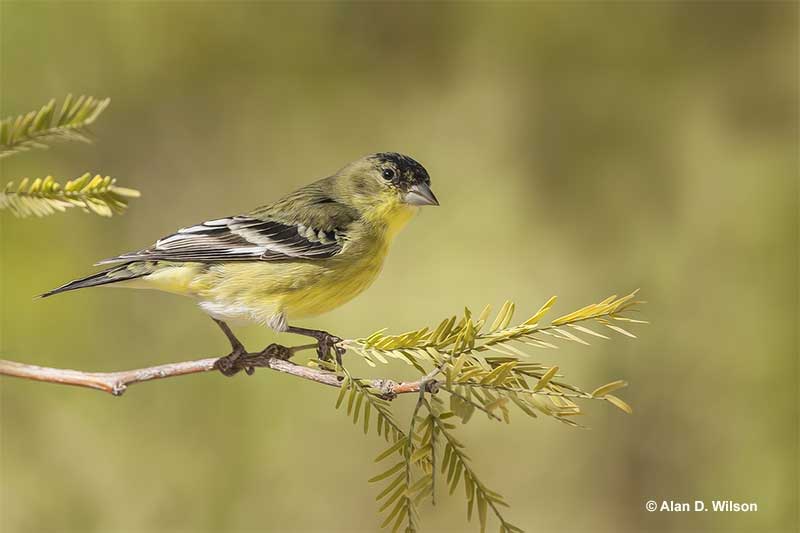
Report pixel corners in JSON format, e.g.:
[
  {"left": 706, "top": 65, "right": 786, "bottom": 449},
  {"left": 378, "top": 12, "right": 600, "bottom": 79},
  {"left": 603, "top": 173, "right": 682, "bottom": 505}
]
[{"left": 403, "top": 182, "right": 439, "bottom": 206}]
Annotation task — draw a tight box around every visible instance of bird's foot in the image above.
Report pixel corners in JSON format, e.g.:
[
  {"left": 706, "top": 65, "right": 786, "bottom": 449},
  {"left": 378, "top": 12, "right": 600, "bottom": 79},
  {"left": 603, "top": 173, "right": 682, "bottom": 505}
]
[
  {"left": 284, "top": 325, "right": 347, "bottom": 365},
  {"left": 214, "top": 343, "right": 294, "bottom": 377},
  {"left": 316, "top": 332, "right": 346, "bottom": 365},
  {"left": 214, "top": 345, "right": 247, "bottom": 377}
]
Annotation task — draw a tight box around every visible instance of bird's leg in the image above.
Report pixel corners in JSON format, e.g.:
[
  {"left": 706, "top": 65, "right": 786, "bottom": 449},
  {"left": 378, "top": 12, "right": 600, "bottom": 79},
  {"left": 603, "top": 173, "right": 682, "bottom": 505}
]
[
  {"left": 285, "top": 325, "right": 346, "bottom": 364},
  {"left": 212, "top": 319, "right": 248, "bottom": 376}
]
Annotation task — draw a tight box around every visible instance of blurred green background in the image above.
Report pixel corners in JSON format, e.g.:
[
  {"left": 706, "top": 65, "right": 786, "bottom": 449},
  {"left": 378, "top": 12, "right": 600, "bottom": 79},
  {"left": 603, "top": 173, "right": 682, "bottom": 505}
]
[{"left": 0, "top": 2, "right": 796, "bottom": 532}]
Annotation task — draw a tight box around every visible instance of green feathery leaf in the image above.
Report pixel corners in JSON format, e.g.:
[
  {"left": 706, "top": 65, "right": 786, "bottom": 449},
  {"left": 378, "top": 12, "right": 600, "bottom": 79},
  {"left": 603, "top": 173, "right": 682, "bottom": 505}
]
[
  {"left": 0, "top": 174, "right": 140, "bottom": 218},
  {"left": 0, "top": 95, "right": 110, "bottom": 158},
  {"left": 344, "top": 291, "right": 644, "bottom": 368}
]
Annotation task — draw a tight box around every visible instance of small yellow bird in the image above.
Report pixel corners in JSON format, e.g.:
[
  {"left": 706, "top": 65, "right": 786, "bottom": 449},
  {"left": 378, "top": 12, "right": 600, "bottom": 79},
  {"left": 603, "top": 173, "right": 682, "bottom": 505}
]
[{"left": 42, "top": 153, "right": 438, "bottom": 374}]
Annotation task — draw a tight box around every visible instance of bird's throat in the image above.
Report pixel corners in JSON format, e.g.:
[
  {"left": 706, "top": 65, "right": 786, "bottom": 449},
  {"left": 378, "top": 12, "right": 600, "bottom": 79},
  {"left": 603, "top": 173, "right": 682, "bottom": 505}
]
[{"left": 365, "top": 200, "right": 418, "bottom": 243}]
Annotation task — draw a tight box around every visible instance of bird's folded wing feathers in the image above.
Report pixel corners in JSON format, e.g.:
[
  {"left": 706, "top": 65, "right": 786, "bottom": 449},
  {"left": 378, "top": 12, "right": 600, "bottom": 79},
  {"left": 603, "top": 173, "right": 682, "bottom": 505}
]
[{"left": 96, "top": 215, "right": 347, "bottom": 264}]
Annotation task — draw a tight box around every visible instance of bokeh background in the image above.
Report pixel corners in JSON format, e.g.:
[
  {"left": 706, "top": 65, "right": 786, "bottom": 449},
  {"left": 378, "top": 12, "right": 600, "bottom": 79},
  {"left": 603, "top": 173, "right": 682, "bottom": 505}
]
[{"left": 0, "top": 2, "right": 797, "bottom": 532}]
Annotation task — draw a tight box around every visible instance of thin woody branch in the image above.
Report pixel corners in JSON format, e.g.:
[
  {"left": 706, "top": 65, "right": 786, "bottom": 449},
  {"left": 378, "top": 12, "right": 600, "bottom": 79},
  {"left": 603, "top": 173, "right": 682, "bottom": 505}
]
[{"left": 0, "top": 350, "right": 428, "bottom": 398}]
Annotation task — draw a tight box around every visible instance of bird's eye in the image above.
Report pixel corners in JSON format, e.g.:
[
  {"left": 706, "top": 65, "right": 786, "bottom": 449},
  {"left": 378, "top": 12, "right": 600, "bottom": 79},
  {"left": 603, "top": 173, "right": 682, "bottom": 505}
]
[{"left": 381, "top": 169, "right": 395, "bottom": 180}]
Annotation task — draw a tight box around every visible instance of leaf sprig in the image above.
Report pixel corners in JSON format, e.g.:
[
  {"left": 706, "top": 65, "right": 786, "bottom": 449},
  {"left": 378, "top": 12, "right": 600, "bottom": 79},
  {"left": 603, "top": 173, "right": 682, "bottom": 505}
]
[
  {"left": 0, "top": 95, "right": 109, "bottom": 158},
  {"left": 0, "top": 95, "right": 140, "bottom": 218},
  {"left": 0, "top": 174, "right": 140, "bottom": 218},
  {"left": 331, "top": 291, "right": 645, "bottom": 532}
]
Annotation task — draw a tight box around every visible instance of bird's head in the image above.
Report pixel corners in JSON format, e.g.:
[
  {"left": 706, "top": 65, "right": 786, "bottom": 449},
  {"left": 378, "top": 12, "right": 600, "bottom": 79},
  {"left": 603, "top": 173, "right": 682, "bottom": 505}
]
[{"left": 335, "top": 152, "right": 439, "bottom": 212}]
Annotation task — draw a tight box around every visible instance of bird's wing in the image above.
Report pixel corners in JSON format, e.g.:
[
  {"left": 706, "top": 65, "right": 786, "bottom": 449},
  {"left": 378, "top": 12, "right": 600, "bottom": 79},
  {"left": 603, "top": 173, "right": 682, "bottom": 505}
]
[{"left": 97, "top": 215, "right": 349, "bottom": 264}]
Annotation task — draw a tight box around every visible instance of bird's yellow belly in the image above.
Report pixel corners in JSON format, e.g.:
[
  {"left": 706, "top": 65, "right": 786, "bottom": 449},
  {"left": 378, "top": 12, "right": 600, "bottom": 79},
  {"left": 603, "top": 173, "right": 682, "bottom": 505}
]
[
  {"left": 188, "top": 239, "right": 389, "bottom": 326},
  {"left": 279, "top": 254, "right": 384, "bottom": 318}
]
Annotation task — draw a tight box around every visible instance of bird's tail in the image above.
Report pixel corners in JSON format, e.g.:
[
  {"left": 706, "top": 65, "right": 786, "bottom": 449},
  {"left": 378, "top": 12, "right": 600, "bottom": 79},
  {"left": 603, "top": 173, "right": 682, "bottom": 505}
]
[{"left": 40, "top": 262, "right": 150, "bottom": 298}]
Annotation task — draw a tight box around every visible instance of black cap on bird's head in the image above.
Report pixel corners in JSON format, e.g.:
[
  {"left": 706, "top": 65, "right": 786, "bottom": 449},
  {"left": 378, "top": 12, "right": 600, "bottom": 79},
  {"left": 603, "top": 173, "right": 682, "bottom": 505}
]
[{"left": 370, "top": 152, "right": 439, "bottom": 206}]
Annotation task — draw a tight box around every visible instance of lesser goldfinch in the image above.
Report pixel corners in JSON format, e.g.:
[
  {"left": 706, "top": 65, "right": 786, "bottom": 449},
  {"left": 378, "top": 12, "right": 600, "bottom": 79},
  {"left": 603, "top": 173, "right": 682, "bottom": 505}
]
[{"left": 42, "top": 152, "right": 438, "bottom": 374}]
